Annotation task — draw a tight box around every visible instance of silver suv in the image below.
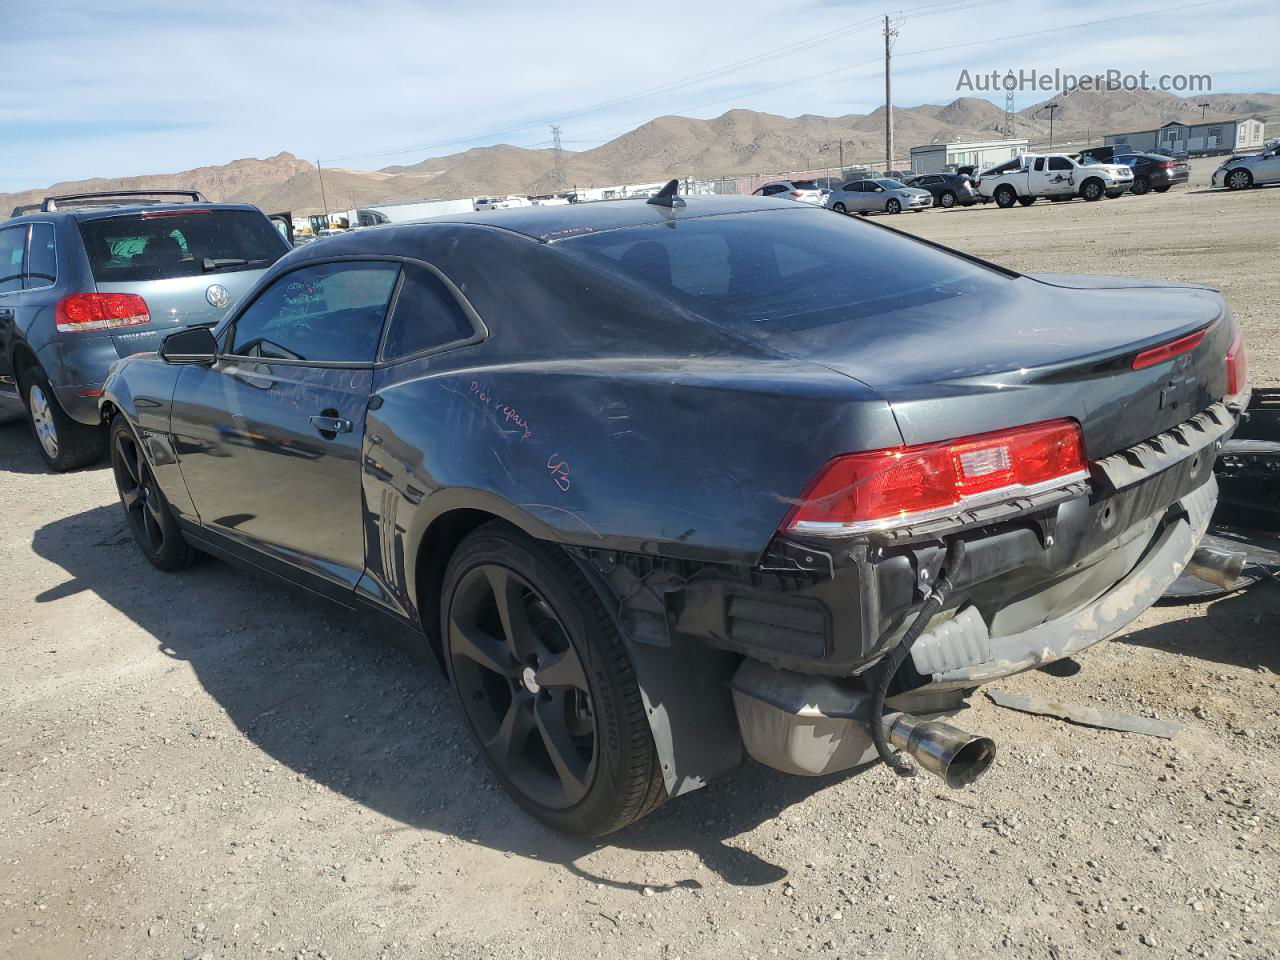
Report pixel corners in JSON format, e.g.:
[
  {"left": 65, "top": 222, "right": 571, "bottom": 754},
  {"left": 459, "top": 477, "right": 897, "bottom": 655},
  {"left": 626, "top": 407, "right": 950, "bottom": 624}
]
[{"left": 1, "top": 191, "right": 289, "bottom": 470}]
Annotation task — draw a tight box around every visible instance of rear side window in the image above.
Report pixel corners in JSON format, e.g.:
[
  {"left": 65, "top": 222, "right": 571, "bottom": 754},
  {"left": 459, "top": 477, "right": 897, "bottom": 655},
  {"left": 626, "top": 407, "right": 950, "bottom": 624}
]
[
  {"left": 78, "top": 210, "right": 286, "bottom": 283},
  {"left": 381, "top": 263, "right": 474, "bottom": 360},
  {"left": 1048, "top": 157, "right": 1072, "bottom": 171},
  {"left": 230, "top": 261, "right": 399, "bottom": 363},
  {"left": 561, "top": 208, "right": 1010, "bottom": 336},
  {"left": 0, "top": 226, "right": 25, "bottom": 293},
  {"left": 27, "top": 224, "right": 56, "bottom": 288}
]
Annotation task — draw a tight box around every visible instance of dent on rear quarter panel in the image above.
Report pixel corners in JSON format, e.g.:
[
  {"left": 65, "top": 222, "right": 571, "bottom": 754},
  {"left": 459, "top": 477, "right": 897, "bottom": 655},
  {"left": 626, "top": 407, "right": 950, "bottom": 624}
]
[{"left": 351, "top": 224, "right": 902, "bottom": 616}]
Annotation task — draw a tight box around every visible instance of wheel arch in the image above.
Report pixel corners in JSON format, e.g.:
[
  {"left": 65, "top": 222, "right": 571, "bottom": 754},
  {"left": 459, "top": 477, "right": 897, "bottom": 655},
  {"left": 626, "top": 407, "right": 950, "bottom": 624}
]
[{"left": 409, "top": 504, "right": 744, "bottom": 799}]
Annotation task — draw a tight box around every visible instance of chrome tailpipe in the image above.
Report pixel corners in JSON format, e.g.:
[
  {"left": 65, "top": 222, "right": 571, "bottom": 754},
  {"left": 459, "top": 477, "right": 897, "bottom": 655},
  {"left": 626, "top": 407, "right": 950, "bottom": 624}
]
[
  {"left": 881, "top": 712, "right": 996, "bottom": 788},
  {"left": 1185, "top": 545, "right": 1247, "bottom": 591}
]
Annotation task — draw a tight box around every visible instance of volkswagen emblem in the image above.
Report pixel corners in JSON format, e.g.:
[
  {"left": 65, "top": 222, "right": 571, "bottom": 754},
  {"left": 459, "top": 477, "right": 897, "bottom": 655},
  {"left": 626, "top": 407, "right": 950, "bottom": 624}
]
[{"left": 205, "top": 284, "right": 231, "bottom": 309}]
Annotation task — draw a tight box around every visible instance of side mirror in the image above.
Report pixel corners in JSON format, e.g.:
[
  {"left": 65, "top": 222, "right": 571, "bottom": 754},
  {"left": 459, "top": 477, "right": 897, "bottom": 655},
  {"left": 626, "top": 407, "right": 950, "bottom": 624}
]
[{"left": 160, "top": 326, "right": 218, "bottom": 365}]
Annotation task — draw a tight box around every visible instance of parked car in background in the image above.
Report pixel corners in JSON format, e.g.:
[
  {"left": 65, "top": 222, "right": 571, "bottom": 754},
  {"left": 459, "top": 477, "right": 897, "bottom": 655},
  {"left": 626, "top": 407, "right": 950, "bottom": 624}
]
[
  {"left": 1078, "top": 144, "right": 1135, "bottom": 165},
  {"left": 904, "top": 172, "right": 982, "bottom": 208},
  {"left": 976, "top": 153, "right": 1133, "bottom": 207},
  {"left": 1109, "top": 153, "right": 1190, "bottom": 194},
  {"left": 824, "top": 178, "right": 932, "bottom": 215},
  {"left": 1212, "top": 139, "right": 1280, "bottom": 190},
  {"left": 101, "top": 189, "right": 1243, "bottom": 836},
  {"left": 0, "top": 191, "right": 290, "bottom": 470},
  {"left": 752, "top": 180, "right": 824, "bottom": 204}
]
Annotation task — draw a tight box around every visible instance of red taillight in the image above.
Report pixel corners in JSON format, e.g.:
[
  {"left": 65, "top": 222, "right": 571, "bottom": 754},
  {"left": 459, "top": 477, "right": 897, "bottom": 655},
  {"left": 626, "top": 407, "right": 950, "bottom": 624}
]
[
  {"left": 784, "top": 419, "right": 1088, "bottom": 535},
  {"left": 791, "top": 191, "right": 803, "bottom": 198},
  {"left": 1225, "top": 327, "right": 1249, "bottom": 400},
  {"left": 55, "top": 293, "right": 150, "bottom": 333},
  {"left": 1131, "top": 329, "right": 1206, "bottom": 370},
  {"left": 1158, "top": 161, "right": 1176, "bottom": 169}
]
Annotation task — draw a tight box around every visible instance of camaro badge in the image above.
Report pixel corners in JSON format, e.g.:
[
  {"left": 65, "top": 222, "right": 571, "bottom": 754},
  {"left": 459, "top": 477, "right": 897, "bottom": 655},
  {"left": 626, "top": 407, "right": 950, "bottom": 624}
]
[{"left": 206, "top": 284, "right": 230, "bottom": 308}]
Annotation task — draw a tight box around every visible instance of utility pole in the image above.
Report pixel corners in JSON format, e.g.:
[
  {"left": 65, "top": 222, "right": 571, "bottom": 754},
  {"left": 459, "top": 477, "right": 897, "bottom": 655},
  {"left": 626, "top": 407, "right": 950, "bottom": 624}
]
[
  {"left": 883, "top": 15, "right": 898, "bottom": 173},
  {"left": 1043, "top": 103, "right": 1059, "bottom": 151},
  {"left": 550, "top": 124, "right": 566, "bottom": 190},
  {"left": 316, "top": 158, "right": 330, "bottom": 223},
  {"left": 1198, "top": 102, "right": 1210, "bottom": 120}
]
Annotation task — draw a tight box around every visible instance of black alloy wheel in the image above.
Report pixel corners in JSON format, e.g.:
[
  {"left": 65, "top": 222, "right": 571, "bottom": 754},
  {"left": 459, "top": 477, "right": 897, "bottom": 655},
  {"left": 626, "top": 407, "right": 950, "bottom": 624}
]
[
  {"left": 1131, "top": 176, "right": 1151, "bottom": 195},
  {"left": 448, "top": 563, "right": 597, "bottom": 810},
  {"left": 442, "top": 522, "right": 665, "bottom": 835},
  {"left": 110, "top": 418, "right": 199, "bottom": 571}
]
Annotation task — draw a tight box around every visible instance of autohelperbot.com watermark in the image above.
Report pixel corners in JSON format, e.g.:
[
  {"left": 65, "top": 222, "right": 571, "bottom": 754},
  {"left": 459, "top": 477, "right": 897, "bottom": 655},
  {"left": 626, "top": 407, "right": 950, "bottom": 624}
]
[{"left": 956, "top": 68, "right": 1213, "bottom": 94}]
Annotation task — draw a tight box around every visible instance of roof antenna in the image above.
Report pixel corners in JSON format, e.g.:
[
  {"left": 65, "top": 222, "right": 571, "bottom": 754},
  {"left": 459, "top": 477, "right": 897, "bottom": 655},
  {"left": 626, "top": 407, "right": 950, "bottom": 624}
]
[{"left": 647, "top": 178, "right": 685, "bottom": 208}]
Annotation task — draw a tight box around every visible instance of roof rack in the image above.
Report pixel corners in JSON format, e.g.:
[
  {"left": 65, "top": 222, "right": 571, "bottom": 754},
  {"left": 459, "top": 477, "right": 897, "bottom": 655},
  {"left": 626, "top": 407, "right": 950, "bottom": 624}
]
[
  {"left": 9, "top": 203, "right": 42, "bottom": 217},
  {"left": 40, "top": 189, "right": 209, "bottom": 213}
]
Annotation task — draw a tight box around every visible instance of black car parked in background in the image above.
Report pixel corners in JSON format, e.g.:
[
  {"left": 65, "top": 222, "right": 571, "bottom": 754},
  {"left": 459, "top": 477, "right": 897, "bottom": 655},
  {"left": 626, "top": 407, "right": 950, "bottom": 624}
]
[
  {"left": 101, "top": 189, "right": 1245, "bottom": 836},
  {"left": 1113, "top": 153, "right": 1190, "bottom": 194},
  {"left": 903, "top": 172, "right": 983, "bottom": 207}
]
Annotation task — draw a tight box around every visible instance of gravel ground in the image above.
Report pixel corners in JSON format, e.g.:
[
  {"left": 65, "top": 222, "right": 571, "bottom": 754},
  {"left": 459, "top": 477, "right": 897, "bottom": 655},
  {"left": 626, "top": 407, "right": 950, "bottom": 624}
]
[{"left": 2, "top": 166, "right": 1277, "bottom": 960}]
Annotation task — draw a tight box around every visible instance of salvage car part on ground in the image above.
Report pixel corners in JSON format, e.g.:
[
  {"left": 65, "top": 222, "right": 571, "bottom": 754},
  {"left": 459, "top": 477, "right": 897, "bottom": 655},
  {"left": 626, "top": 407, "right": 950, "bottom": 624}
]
[{"left": 101, "top": 187, "right": 1244, "bottom": 835}]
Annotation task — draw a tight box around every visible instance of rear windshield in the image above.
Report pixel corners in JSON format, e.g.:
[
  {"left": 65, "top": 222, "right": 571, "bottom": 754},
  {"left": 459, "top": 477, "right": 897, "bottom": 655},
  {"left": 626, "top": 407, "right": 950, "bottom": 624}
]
[
  {"left": 78, "top": 210, "right": 287, "bottom": 283},
  {"left": 559, "top": 207, "right": 1011, "bottom": 335},
  {"left": 791, "top": 180, "right": 818, "bottom": 190}
]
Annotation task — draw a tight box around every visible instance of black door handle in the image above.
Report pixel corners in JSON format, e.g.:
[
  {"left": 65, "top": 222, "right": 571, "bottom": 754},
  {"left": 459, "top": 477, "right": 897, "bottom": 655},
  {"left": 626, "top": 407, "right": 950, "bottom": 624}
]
[{"left": 309, "top": 414, "right": 352, "bottom": 436}]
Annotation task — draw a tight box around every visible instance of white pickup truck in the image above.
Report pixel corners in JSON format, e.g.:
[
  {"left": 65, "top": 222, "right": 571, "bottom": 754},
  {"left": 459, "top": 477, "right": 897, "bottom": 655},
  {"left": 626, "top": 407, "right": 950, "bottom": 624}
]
[{"left": 975, "top": 153, "right": 1133, "bottom": 207}]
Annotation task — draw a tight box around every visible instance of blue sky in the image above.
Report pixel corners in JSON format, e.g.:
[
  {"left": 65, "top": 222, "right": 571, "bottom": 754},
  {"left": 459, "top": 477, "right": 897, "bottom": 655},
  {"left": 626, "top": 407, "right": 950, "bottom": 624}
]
[{"left": 2, "top": 0, "right": 1275, "bottom": 189}]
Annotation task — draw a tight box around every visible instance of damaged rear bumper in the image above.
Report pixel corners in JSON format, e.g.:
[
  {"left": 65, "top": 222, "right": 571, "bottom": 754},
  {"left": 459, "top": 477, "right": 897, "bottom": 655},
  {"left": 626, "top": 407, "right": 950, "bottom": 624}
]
[{"left": 730, "top": 474, "right": 1215, "bottom": 775}]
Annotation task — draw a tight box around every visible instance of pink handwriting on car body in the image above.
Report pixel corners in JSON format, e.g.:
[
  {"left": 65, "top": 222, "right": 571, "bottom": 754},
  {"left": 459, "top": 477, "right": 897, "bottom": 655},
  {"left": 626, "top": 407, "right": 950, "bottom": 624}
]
[
  {"left": 469, "top": 381, "right": 532, "bottom": 440},
  {"left": 547, "top": 454, "right": 571, "bottom": 492}
]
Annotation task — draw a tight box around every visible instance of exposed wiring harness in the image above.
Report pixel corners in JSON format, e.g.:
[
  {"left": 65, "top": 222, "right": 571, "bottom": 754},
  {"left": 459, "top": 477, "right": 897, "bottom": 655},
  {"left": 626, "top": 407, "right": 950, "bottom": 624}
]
[{"left": 868, "top": 537, "right": 967, "bottom": 777}]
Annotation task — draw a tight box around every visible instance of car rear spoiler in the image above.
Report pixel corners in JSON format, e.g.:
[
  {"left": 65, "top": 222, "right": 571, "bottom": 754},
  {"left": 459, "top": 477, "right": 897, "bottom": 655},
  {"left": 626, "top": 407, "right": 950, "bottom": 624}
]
[{"left": 38, "top": 190, "right": 209, "bottom": 212}]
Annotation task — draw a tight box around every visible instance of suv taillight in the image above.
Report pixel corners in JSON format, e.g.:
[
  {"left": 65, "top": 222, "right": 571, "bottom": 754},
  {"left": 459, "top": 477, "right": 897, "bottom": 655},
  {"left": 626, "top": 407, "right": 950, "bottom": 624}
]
[
  {"left": 791, "top": 191, "right": 803, "bottom": 198},
  {"left": 1225, "top": 327, "right": 1249, "bottom": 407},
  {"left": 783, "top": 419, "right": 1088, "bottom": 536},
  {"left": 55, "top": 293, "right": 150, "bottom": 333}
]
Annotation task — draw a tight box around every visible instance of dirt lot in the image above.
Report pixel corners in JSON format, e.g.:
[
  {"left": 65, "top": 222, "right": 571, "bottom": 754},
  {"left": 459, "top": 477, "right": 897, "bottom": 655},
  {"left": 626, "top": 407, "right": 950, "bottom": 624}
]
[{"left": 2, "top": 170, "right": 1278, "bottom": 960}]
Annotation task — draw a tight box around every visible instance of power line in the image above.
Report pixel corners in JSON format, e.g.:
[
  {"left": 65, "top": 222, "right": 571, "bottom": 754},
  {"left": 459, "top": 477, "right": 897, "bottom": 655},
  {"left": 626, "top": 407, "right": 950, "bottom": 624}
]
[
  {"left": 326, "top": 0, "right": 1229, "bottom": 169},
  {"left": 318, "top": 0, "right": 1016, "bottom": 164}
]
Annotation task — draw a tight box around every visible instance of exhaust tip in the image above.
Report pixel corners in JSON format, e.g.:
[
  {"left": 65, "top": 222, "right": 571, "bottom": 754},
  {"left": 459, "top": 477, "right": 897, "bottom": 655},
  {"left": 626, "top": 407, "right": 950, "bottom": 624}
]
[
  {"left": 943, "top": 735, "right": 997, "bottom": 788},
  {"left": 883, "top": 714, "right": 997, "bottom": 788},
  {"left": 1185, "top": 545, "right": 1247, "bottom": 592}
]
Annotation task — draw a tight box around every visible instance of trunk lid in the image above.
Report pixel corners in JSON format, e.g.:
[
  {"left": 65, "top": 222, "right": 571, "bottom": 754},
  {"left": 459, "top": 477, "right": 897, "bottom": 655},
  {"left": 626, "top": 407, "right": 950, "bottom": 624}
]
[{"left": 762, "top": 274, "right": 1232, "bottom": 460}]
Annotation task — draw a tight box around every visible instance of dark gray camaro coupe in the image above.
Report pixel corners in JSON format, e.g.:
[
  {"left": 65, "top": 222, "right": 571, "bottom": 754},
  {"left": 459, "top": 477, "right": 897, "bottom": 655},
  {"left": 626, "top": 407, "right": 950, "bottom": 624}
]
[{"left": 101, "top": 189, "right": 1249, "bottom": 835}]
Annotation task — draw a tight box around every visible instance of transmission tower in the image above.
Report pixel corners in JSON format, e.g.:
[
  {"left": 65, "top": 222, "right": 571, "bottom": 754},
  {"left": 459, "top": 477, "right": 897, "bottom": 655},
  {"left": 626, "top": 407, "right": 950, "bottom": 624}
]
[
  {"left": 1004, "top": 91, "right": 1015, "bottom": 138},
  {"left": 550, "top": 124, "right": 566, "bottom": 190}
]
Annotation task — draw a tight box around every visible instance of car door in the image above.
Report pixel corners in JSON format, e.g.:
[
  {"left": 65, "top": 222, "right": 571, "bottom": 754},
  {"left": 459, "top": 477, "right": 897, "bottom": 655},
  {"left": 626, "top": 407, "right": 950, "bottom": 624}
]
[
  {"left": 0, "top": 225, "right": 28, "bottom": 403},
  {"left": 860, "top": 181, "right": 886, "bottom": 212},
  {"left": 1046, "top": 156, "right": 1075, "bottom": 196},
  {"left": 168, "top": 258, "right": 401, "bottom": 598},
  {"left": 1254, "top": 144, "right": 1280, "bottom": 183}
]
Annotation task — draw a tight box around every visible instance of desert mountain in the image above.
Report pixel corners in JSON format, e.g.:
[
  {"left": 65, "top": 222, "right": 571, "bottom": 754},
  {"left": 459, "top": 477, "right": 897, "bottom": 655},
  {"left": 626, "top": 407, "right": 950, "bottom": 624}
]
[{"left": 4, "top": 90, "right": 1276, "bottom": 216}]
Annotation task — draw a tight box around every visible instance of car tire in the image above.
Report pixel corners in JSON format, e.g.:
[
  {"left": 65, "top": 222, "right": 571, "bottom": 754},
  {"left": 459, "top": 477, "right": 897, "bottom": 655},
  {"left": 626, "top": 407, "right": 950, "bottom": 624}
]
[
  {"left": 1080, "top": 178, "right": 1105, "bottom": 201},
  {"left": 994, "top": 186, "right": 1017, "bottom": 208},
  {"left": 885, "top": 198, "right": 902, "bottom": 214},
  {"left": 110, "top": 417, "right": 202, "bottom": 572},
  {"left": 832, "top": 202, "right": 847, "bottom": 214},
  {"left": 18, "top": 363, "right": 105, "bottom": 472},
  {"left": 1018, "top": 196, "right": 1036, "bottom": 207},
  {"left": 1153, "top": 185, "right": 1172, "bottom": 193},
  {"left": 441, "top": 521, "right": 666, "bottom": 837},
  {"left": 1225, "top": 168, "right": 1253, "bottom": 190},
  {"left": 938, "top": 190, "right": 956, "bottom": 208},
  {"left": 1131, "top": 176, "right": 1151, "bottom": 195}
]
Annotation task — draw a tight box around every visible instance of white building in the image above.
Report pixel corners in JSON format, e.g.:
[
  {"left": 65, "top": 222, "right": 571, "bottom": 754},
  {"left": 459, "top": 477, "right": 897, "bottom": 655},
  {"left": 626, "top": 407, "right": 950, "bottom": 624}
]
[
  {"left": 1104, "top": 116, "right": 1265, "bottom": 156},
  {"left": 909, "top": 138, "right": 1029, "bottom": 174}
]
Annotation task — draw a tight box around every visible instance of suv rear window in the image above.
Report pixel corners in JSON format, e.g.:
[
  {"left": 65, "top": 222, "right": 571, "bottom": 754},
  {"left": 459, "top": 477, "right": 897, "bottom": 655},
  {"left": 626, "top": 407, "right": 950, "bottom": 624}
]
[
  {"left": 791, "top": 180, "right": 818, "bottom": 190},
  {"left": 561, "top": 207, "right": 1010, "bottom": 336},
  {"left": 78, "top": 210, "right": 286, "bottom": 283}
]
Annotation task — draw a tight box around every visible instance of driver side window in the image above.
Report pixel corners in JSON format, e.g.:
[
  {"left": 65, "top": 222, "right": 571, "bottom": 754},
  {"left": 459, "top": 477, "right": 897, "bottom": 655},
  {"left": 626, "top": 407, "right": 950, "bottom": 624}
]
[{"left": 230, "top": 261, "right": 400, "bottom": 363}]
